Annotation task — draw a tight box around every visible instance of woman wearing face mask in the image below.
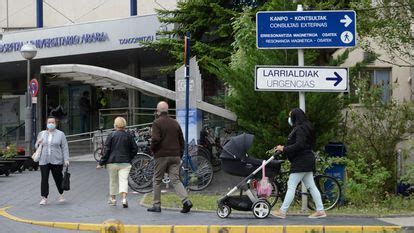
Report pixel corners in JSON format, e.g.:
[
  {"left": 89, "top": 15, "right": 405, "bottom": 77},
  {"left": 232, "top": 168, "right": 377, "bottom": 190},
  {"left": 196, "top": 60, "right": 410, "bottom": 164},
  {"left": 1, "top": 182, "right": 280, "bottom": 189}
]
[
  {"left": 273, "top": 108, "right": 326, "bottom": 219},
  {"left": 35, "top": 116, "right": 70, "bottom": 205}
]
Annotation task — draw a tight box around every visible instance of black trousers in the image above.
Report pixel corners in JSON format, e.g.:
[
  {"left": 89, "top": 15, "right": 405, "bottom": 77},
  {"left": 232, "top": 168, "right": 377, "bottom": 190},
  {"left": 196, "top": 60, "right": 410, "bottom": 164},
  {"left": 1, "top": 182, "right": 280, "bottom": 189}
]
[{"left": 40, "top": 164, "right": 64, "bottom": 198}]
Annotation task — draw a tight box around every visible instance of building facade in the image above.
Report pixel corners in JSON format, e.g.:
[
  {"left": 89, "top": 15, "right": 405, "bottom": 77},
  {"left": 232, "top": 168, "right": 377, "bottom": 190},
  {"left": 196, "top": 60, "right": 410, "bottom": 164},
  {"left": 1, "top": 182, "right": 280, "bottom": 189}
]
[{"left": 0, "top": 1, "right": 178, "bottom": 146}]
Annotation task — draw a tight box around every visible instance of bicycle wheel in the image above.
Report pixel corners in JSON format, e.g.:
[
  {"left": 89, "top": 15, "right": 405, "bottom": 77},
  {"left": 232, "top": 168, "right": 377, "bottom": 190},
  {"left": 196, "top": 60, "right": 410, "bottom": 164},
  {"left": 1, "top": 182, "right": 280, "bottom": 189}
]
[
  {"left": 128, "top": 153, "right": 154, "bottom": 193},
  {"left": 268, "top": 181, "right": 280, "bottom": 207},
  {"left": 181, "top": 155, "right": 213, "bottom": 191},
  {"left": 308, "top": 175, "right": 341, "bottom": 211},
  {"left": 190, "top": 145, "right": 222, "bottom": 173},
  {"left": 93, "top": 147, "right": 102, "bottom": 162}
]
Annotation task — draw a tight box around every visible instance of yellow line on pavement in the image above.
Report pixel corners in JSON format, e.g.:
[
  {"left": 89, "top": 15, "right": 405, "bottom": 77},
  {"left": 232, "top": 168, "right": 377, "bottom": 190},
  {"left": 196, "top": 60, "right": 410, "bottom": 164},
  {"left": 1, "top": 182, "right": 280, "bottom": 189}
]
[{"left": 0, "top": 206, "right": 403, "bottom": 233}]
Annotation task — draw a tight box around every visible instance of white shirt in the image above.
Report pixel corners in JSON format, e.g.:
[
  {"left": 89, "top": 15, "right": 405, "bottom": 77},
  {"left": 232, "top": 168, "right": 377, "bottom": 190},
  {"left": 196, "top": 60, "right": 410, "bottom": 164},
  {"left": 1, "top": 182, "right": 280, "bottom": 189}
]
[{"left": 48, "top": 131, "right": 53, "bottom": 157}]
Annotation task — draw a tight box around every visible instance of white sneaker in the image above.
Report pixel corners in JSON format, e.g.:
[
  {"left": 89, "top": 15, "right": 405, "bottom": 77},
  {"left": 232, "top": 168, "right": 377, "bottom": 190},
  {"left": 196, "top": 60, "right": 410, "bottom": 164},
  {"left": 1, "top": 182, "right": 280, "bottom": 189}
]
[
  {"left": 58, "top": 194, "right": 65, "bottom": 203},
  {"left": 108, "top": 199, "right": 116, "bottom": 206},
  {"left": 39, "top": 197, "right": 48, "bottom": 205}
]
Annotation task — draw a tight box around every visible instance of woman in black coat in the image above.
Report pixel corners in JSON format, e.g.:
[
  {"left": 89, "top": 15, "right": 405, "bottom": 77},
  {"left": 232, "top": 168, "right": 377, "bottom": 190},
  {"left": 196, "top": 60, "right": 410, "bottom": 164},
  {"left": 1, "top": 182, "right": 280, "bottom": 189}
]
[{"left": 273, "top": 108, "right": 326, "bottom": 219}]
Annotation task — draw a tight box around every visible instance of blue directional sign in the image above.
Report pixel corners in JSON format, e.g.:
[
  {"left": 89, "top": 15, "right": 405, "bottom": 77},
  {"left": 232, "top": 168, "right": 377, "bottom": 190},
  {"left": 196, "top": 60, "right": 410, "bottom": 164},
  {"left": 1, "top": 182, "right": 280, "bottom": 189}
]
[
  {"left": 256, "top": 11, "right": 356, "bottom": 49},
  {"left": 255, "top": 66, "right": 348, "bottom": 92}
]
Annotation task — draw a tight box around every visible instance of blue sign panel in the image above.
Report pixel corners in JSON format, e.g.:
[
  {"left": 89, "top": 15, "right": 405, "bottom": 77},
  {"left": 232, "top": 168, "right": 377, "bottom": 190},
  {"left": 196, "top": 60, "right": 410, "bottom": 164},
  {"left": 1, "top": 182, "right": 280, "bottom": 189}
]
[{"left": 257, "top": 11, "right": 356, "bottom": 49}]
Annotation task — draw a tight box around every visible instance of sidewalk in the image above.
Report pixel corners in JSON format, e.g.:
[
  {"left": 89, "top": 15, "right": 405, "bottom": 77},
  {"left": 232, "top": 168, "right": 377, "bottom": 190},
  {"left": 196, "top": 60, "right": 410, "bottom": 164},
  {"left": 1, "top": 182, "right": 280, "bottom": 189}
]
[{"left": 0, "top": 161, "right": 411, "bottom": 232}]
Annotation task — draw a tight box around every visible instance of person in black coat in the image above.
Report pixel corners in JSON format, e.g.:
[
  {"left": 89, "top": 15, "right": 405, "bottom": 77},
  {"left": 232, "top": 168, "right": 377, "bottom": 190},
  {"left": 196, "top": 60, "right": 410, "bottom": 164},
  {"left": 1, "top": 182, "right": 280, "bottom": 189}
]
[
  {"left": 273, "top": 108, "right": 326, "bottom": 219},
  {"left": 97, "top": 117, "right": 138, "bottom": 208}
]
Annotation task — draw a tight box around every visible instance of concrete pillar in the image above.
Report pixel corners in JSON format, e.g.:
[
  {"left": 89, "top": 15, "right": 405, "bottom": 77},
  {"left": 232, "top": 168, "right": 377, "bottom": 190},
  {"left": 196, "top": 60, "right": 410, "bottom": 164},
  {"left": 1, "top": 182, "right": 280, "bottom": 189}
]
[{"left": 175, "top": 57, "right": 202, "bottom": 145}]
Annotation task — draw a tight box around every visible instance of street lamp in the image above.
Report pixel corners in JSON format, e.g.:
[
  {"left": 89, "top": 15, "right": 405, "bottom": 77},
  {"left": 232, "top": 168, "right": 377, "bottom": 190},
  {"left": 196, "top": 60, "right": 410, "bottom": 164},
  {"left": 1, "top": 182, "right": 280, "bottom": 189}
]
[{"left": 20, "top": 43, "right": 37, "bottom": 156}]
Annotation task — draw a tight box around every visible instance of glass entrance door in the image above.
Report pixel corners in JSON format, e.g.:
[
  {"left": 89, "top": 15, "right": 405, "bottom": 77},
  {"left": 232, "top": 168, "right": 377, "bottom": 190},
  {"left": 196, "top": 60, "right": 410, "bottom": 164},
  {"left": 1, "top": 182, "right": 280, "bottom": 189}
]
[{"left": 69, "top": 85, "right": 91, "bottom": 134}]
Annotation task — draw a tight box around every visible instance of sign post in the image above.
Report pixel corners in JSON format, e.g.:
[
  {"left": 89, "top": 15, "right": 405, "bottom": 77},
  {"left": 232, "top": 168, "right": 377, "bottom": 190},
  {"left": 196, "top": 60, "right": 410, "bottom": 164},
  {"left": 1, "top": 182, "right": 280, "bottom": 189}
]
[
  {"left": 30, "top": 78, "right": 39, "bottom": 153},
  {"left": 183, "top": 32, "right": 191, "bottom": 187},
  {"left": 256, "top": 4, "right": 356, "bottom": 212}
]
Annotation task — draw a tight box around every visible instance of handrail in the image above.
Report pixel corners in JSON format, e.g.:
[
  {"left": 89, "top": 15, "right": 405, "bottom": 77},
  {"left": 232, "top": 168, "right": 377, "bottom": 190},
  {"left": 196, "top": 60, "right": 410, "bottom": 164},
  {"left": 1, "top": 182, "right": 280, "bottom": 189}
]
[
  {"left": 1, "top": 122, "right": 25, "bottom": 138},
  {"left": 66, "top": 122, "right": 153, "bottom": 145}
]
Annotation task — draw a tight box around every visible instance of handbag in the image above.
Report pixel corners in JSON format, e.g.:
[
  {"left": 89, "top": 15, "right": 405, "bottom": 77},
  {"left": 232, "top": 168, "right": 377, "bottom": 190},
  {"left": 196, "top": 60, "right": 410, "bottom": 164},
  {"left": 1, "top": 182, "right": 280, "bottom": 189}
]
[
  {"left": 32, "top": 131, "right": 45, "bottom": 162},
  {"left": 62, "top": 166, "right": 71, "bottom": 191},
  {"left": 257, "top": 160, "right": 272, "bottom": 198}
]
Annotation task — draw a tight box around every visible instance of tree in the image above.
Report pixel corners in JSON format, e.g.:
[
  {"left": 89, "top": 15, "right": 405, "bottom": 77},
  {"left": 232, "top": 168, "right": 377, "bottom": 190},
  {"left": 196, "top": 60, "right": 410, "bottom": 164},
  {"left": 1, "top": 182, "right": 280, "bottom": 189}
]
[
  {"left": 354, "top": 0, "right": 414, "bottom": 67},
  {"left": 148, "top": 0, "right": 248, "bottom": 105},
  {"left": 301, "top": 0, "right": 414, "bottom": 67}
]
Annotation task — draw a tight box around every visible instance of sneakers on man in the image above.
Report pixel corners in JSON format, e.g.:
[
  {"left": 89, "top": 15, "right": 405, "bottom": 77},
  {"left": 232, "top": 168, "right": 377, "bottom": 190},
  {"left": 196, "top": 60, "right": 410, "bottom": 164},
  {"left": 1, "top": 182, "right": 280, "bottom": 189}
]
[
  {"left": 147, "top": 205, "right": 161, "bottom": 212},
  {"left": 108, "top": 198, "right": 116, "bottom": 206},
  {"left": 39, "top": 197, "right": 48, "bottom": 205},
  {"left": 58, "top": 194, "right": 65, "bottom": 203},
  {"left": 272, "top": 210, "right": 286, "bottom": 219},
  {"left": 122, "top": 199, "right": 128, "bottom": 208},
  {"left": 308, "top": 211, "right": 327, "bottom": 219},
  {"left": 180, "top": 200, "right": 193, "bottom": 213}
]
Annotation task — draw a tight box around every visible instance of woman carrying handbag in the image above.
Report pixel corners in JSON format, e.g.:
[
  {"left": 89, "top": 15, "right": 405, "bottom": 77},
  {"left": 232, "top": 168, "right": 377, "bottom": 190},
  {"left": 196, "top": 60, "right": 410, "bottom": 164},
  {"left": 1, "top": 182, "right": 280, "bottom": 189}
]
[{"left": 35, "top": 116, "right": 70, "bottom": 205}]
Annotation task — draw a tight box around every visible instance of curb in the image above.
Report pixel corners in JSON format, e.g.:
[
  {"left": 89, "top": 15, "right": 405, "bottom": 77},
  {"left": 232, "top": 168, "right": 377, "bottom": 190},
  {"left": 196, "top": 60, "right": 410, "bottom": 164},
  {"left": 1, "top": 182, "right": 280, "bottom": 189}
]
[
  {"left": 139, "top": 193, "right": 216, "bottom": 214},
  {"left": 139, "top": 194, "right": 414, "bottom": 218},
  {"left": 0, "top": 206, "right": 404, "bottom": 233}
]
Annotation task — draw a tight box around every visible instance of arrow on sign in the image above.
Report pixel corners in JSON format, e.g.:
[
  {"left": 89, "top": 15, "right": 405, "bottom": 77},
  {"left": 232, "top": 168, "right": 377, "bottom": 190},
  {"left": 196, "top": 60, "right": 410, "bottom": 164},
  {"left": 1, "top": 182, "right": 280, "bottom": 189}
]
[
  {"left": 326, "top": 72, "right": 343, "bottom": 86},
  {"left": 340, "top": 15, "right": 352, "bottom": 27}
]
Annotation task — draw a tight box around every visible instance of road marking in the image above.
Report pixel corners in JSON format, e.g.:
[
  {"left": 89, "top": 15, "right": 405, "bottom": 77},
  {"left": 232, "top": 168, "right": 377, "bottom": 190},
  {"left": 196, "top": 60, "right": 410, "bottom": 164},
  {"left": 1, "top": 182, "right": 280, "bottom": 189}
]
[{"left": 0, "top": 206, "right": 402, "bottom": 233}]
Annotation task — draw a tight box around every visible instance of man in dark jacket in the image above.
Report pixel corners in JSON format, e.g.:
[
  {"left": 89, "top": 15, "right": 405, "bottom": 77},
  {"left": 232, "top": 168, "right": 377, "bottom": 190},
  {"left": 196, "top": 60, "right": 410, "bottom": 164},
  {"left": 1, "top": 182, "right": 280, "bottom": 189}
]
[{"left": 147, "top": 101, "right": 193, "bottom": 213}]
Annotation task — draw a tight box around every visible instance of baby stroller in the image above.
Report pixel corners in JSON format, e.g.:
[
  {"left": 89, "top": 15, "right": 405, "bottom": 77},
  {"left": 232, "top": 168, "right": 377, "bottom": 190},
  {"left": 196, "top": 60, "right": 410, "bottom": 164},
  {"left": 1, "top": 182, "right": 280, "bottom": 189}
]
[{"left": 217, "top": 133, "right": 283, "bottom": 219}]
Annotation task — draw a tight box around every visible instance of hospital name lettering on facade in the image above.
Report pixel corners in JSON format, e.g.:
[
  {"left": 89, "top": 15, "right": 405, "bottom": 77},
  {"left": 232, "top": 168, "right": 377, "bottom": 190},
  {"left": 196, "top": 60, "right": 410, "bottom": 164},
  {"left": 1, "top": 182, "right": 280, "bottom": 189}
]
[{"left": 0, "top": 32, "right": 109, "bottom": 53}]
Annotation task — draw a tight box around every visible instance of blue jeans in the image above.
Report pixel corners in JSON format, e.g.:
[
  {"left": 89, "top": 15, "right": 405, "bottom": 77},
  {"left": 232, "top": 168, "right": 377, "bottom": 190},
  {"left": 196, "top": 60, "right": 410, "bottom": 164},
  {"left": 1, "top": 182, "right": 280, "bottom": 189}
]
[{"left": 280, "top": 172, "right": 324, "bottom": 213}]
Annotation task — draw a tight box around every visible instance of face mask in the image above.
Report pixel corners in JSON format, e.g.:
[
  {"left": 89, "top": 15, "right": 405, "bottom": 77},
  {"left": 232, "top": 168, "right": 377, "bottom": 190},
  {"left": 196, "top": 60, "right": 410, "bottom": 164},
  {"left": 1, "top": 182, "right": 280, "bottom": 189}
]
[
  {"left": 288, "top": 117, "right": 293, "bottom": 126},
  {"left": 47, "top": 123, "right": 56, "bottom": 130}
]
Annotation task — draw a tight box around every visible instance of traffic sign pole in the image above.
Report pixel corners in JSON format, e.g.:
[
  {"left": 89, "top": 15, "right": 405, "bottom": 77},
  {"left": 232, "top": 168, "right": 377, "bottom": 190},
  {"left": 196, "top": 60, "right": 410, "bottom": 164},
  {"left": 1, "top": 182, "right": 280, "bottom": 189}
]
[
  {"left": 256, "top": 2, "right": 355, "bottom": 213},
  {"left": 296, "top": 3, "right": 308, "bottom": 213}
]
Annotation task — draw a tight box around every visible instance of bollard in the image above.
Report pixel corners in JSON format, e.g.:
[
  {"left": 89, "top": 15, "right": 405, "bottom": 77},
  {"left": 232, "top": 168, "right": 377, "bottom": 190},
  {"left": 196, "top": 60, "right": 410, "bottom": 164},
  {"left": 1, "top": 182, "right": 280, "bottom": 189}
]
[{"left": 100, "top": 219, "right": 125, "bottom": 233}]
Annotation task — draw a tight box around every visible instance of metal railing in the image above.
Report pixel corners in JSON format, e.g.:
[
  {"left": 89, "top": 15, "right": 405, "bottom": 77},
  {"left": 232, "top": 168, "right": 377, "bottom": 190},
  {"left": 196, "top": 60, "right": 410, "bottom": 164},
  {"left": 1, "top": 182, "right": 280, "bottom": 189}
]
[
  {"left": 66, "top": 122, "right": 153, "bottom": 155},
  {"left": 98, "top": 107, "right": 175, "bottom": 129},
  {"left": 0, "top": 122, "right": 25, "bottom": 147}
]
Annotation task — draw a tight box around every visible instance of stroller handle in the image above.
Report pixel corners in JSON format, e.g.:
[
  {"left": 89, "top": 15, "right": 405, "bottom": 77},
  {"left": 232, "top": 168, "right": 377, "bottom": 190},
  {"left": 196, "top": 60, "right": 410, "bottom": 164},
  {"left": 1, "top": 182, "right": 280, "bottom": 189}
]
[{"left": 269, "top": 150, "right": 282, "bottom": 158}]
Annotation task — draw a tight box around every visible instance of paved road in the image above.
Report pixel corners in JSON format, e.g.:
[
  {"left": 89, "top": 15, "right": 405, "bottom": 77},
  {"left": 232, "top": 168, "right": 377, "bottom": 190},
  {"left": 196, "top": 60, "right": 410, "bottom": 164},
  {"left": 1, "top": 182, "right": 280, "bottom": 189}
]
[{"left": 0, "top": 161, "right": 401, "bottom": 232}]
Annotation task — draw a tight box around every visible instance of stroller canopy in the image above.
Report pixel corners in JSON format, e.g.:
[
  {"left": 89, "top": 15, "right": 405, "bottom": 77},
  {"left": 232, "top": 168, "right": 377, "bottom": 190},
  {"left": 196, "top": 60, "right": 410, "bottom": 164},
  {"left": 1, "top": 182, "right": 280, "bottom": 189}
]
[{"left": 220, "top": 133, "right": 254, "bottom": 160}]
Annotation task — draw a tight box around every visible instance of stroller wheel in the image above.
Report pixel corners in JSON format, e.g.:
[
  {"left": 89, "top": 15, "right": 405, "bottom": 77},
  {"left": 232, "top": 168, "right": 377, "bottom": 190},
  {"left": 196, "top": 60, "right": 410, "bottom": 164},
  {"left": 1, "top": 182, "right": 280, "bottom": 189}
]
[
  {"left": 252, "top": 200, "right": 271, "bottom": 219},
  {"left": 217, "top": 205, "right": 231, "bottom": 218}
]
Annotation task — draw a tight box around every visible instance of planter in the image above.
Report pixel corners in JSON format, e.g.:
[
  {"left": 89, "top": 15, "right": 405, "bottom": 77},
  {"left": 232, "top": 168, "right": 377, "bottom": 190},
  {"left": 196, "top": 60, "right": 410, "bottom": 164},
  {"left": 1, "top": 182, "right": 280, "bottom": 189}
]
[
  {"left": 0, "top": 157, "right": 26, "bottom": 173},
  {"left": 23, "top": 157, "right": 39, "bottom": 171},
  {"left": 0, "top": 161, "right": 15, "bottom": 176},
  {"left": 13, "top": 155, "right": 36, "bottom": 171}
]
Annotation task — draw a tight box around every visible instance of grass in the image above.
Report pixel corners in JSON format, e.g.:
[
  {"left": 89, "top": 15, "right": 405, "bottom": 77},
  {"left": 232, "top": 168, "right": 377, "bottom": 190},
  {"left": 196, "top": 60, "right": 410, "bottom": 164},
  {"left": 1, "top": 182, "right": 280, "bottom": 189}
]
[
  {"left": 142, "top": 193, "right": 221, "bottom": 211},
  {"left": 142, "top": 192, "right": 414, "bottom": 216}
]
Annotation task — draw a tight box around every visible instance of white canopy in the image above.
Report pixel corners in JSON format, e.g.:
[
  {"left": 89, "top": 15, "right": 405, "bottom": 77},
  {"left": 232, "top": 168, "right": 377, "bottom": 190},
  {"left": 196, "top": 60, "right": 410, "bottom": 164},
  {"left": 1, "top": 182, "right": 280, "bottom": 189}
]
[{"left": 40, "top": 64, "right": 237, "bottom": 121}]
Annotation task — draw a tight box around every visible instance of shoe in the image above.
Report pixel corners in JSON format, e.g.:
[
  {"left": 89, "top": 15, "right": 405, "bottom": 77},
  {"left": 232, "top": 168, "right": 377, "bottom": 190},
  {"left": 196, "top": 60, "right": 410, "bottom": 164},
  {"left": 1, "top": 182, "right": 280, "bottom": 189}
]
[
  {"left": 122, "top": 199, "right": 128, "bottom": 208},
  {"left": 308, "top": 211, "right": 327, "bottom": 219},
  {"left": 147, "top": 205, "right": 161, "bottom": 212},
  {"left": 272, "top": 210, "right": 286, "bottom": 219},
  {"left": 108, "top": 199, "right": 116, "bottom": 206},
  {"left": 39, "top": 197, "right": 48, "bottom": 205},
  {"left": 180, "top": 200, "right": 193, "bottom": 213},
  {"left": 58, "top": 194, "right": 65, "bottom": 203}
]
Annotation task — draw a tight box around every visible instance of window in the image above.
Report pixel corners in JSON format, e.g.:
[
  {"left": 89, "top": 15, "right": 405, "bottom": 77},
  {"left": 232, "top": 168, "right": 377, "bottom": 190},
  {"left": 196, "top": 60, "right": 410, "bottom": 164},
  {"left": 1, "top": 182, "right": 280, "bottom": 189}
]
[{"left": 354, "top": 69, "right": 391, "bottom": 103}]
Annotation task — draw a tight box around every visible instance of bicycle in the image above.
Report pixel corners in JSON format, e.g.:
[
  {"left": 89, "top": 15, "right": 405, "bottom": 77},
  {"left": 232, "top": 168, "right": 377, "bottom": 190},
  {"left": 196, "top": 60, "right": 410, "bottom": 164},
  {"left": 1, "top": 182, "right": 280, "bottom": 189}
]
[
  {"left": 93, "top": 128, "right": 105, "bottom": 162},
  {"left": 128, "top": 152, "right": 154, "bottom": 193},
  {"left": 127, "top": 127, "right": 155, "bottom": 193},
  {"left": 128, "top": 152, "right": 214, "bottom": 193},
  {"left": 239, "top": 155, "right": 342, "bottom": 211},
  {"left": 191, "top": 126, "right": 234, "bottom": 172},
  {"left": 272, "top": 171, "right": 342, "bottom": 211}
]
